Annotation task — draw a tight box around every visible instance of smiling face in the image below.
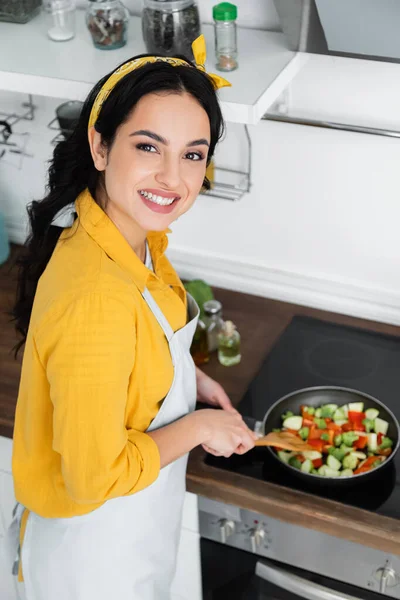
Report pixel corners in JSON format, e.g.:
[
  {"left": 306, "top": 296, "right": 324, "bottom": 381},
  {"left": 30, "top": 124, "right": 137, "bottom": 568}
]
[{"left": 89, "top": 91, "right": 210, "bottom": 248}]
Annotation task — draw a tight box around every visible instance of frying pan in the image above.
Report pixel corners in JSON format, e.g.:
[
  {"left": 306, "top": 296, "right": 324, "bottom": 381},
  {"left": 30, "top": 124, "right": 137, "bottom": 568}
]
[{"left": 256, "top": 386, "right": 400, "bottom": 486}]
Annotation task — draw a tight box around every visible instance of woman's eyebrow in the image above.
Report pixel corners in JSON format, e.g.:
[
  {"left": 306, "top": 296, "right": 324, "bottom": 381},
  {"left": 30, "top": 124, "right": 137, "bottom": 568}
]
[
  {"left": 130, "top": 130, "right": 209, "bottom": 148},
  {"left": 187, "top": 138, "right": 210, "bottom": 148},
  {"left": 130, "top": 130, "right": 167, "bottom": 144}
]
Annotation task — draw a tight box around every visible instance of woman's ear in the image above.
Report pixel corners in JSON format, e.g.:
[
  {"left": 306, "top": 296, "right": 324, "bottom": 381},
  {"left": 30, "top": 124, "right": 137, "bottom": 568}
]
[{"left": 88, "top": 126, "right": 107, "bottom": 171}]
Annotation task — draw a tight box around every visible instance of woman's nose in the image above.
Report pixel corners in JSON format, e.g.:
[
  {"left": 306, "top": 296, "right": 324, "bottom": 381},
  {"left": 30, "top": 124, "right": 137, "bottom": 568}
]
[{"left": 155, "top": 155, "right": 181, "bottom": 190}]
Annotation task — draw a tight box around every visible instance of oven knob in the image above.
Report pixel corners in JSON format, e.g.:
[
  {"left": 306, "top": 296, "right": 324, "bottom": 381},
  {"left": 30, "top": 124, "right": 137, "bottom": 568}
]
[
  {"left": 249, "top": 527, "right": 265, "bottom": 552},
  {"left": 218, "top": 519, "right": 235, "bottom": 543},
  {"left": 374, "top": 564, "right": 398, "bottom": 594}
]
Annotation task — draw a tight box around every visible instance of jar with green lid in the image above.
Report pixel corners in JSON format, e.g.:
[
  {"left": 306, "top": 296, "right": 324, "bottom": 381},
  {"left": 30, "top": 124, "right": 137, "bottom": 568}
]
[
  {"left": 142, "top": 0, "right": 201, "bottom": 61},
  {"left": 213, "top": 2, "right": 238, "bottom": 71}
]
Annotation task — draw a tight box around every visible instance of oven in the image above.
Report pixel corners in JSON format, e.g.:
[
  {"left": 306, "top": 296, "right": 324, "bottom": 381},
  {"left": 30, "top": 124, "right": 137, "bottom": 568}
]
[{"left": 199, "top": 496, "right": 400, "bottom": 599}]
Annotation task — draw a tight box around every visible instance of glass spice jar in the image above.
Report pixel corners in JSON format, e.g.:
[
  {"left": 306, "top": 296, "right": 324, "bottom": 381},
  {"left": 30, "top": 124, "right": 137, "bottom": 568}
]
[
  {"left": 86, "top": 0, "right": 129, "bottom": 50},
  {"left": 47, "top": 0, "right": 76, "bottom": 42},
  {"left": 142, "top": 0, "right": 201, "bottom": 61},
  {"left": 218, "top": 320, "right": 241, "bottom": 367},
  {"left": 203, "top": 299, "right": 224, "bottom": 353},
  {"left": 213, "top": 2, "right": 238, "bottom": 72}
]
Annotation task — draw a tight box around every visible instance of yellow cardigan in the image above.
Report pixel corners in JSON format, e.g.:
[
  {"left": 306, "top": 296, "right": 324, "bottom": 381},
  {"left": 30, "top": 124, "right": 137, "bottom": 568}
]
[{"left": 12, "top": 189, "right": 187, "bottom": 521}]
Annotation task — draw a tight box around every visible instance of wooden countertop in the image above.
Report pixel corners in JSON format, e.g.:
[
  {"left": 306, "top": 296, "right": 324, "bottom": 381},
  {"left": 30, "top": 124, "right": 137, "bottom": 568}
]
[{"left": 1, "top": 245, "right": 400, "bottom": 555}]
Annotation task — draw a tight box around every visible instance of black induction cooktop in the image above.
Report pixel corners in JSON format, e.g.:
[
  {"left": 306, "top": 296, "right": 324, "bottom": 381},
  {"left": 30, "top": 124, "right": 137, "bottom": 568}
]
[{"left": 205, "top": 316, "right": 400, "bottom": 519}]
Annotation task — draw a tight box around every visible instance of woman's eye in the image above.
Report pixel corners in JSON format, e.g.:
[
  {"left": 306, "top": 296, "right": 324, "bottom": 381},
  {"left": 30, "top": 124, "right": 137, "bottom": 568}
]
[
  {"left": 137, "top": 143, "right": 157, "bottom": 153},
  {"left": 185, "top": 152, "right": 204, "bottom": 161}
]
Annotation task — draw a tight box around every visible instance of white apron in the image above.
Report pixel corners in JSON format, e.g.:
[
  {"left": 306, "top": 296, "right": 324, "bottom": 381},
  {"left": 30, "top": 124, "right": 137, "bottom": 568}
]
[{"left": 9, "top": 289, "right": 199, "bottom": 600}]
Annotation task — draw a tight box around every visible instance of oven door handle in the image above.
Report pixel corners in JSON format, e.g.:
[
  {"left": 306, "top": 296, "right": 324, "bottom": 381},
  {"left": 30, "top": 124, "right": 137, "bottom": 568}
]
[{"left": 255, "top": 560, "right": 363, "bottom": 600}]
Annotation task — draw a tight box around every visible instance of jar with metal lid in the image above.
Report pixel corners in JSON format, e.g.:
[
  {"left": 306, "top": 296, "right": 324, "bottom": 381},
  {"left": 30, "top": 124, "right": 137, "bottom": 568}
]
[
  {"left": 203, "top": 299, "right": 224, "bottom": 352},
  {"left": 213, "top": 2, "right": 238, "bottom": 71},
  {"left": 142, "top": 0, "right": 201, "bottom": 61},
  {"left": 86, "top": 0, "right": 129, "bottom": 50}
]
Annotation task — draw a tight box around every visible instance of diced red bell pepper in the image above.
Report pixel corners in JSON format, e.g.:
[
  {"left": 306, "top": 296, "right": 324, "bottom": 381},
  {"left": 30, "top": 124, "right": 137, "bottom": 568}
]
[
  {"left": 348, "top": 411, "right": 366, "bottom": 430},
  {"left": 303, "top": 417, "right": 315, "bottom": 427},
  {"left": 327, "top": 422, "right": 342, "bottom": 432},
  {"left": 294, "top": 454, "right": 305, "bottom": 463},
  {"left": 308, "top": 427, "right": 325, "bottom": 440},
  {"left": 307, "top": 439, "right": 324, "bottom": 452},
  {"left": 354, "top": 456, "right": 383, "bottom": 475},
  {"left": 353, "top": 435, "right": 368, "bottom": 449},
  {"left": 312, "top": 458, "right": 323, "bottom": 468},
  {"left": 341, "top": 422, "right": 354, "bottom": 432},
  {"left": 377, "top": 433, "right": 384, "bottom": 445},
  {"left": 378, "top": 448, "right": 392, "bottom": 457}
]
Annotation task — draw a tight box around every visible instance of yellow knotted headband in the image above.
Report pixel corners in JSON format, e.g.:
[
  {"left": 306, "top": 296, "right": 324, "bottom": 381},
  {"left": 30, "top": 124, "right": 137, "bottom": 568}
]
[{"left": 88, "top": 34, "right": 231, "bottom": 131}]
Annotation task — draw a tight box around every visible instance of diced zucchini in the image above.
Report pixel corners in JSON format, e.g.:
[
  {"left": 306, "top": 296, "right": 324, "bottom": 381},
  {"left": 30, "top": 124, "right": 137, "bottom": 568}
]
[
  {"left": 306, "top": 406, "right": 315, "bottom": 416},
  {"left": 343, "top": 454, "right": 359, "bottom": 470},
  {"left": 333, "top": 408, "right": 346, "bottom": 422},
  {"left": 335, "top": 419, "right": 348, "bottom": 426},
  {"left": 379, "top": 437, "right": 393, "bottom": 450},
  {"left": 362, "top": 418, "right": 375, "bottom": 433},
  {"left": 342, "top": 404, "right": 349, "bottom": 417},
  {"left": 327, "top": 455, "right": 341, "bottom": 471},
  {"left": 315, "top": 408, "right": 322, "bottom": 418},
  {"left": 288, "top": 456, "right": 303, "bottom": 470},
  {"left": 340, "top": 444, "right": 354, "bottom": 455},
  {"left": 302, "top": 450, "right": 322, "bottom": 460},
  {"left": 281, "top": 410, "right": 294, "bottom": 420},
  {"left": 310, "top": 467, "right": 318, "bottom": 474},
  {"left": 329, "top": 447, "right": 346, "bottom": 462},
  {"left": 350, "top": 451, "right": 367, "bottom": 460},
  {"left": 342, "top": 432, "right": 359, "bottom": 447},
  {"left": 318, "top": 465, "right": 327, "bottom": 476},
  {"left": 374, "top": 417, "right": 389, "bottom": 436},
  {"left": 314, "top": 418, "right": 327, "bottom": 429},
  {"left": 334, "top": 434, "right": 342, "bottom": 447},
  {"left": 298, "top": 427, "right": 309, "bottom": 441},
  {"left": 320, "top": 404, "right": 338, "bottom": 418},
  {"left": 283, "top": 416, "right": 303, "bottom": 431},
  {"left": 340, "top": 469, "right": 354, "bottom": 477},
  {"left": 324, "top": 467, "right": 340, "bottom": 478},
  {"left": 301, "top": 459, "right": 313, "bottom": 474},
  {"left": 277, "top": 451, "right": 295, "bottom": 464},
  {"left": 348, "top": 402, "right": 364, "bottom": 413},
  {"left": 367, "top": 433, "right": 378, "bottom": 452},
  {"left": 365, "top": 408, "right": 379, "bottom": 420}
]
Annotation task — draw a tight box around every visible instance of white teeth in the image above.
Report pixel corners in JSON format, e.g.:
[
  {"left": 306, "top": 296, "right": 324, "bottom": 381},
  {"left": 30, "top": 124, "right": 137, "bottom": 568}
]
[{"left": 139, "top": 190, "right": 176, "bottom": 206}]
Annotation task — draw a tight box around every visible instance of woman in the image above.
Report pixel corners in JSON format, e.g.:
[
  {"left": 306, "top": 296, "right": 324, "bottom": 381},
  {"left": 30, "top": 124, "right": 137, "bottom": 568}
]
[{"left": 10, "top": 36, "right": 256, "bottom": 599}]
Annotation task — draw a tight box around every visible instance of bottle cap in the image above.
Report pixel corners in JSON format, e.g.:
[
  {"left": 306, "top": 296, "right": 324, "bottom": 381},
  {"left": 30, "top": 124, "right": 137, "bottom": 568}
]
[
  {"left": 213, "top": 2, "right": 237, "bottom": 21},
  {"left": 203, "top": 299, "right": 222, "bottom": 315}
]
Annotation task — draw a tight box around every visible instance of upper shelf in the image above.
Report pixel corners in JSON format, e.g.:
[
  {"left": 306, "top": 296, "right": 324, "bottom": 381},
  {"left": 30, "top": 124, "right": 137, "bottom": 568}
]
[{"left": 0, "top": 12, "right": 308, "bottom": 125}]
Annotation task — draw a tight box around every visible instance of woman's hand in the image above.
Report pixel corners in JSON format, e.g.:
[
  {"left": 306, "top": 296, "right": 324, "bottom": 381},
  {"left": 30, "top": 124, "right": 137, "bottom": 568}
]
[
  {"left": 194, "top": 409, "right": 257, "bottom": 458},
  {"left": 196, "top": 367, "right": 235, "bottom": 413}
]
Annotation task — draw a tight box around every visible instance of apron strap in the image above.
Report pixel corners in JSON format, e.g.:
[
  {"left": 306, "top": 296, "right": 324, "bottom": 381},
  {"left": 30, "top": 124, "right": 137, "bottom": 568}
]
[{"left": 141, "top": 288, "right": 174, "bottom": 342}]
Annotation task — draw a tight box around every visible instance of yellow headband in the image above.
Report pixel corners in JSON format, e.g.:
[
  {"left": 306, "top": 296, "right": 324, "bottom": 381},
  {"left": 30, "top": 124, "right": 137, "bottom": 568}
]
[{"left": 88, "top": 34, "right": 231, "bottom": 131}]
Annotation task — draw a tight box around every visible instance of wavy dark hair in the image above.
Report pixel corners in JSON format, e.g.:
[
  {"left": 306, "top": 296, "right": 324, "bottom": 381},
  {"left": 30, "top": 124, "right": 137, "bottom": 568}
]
[{"left": 12, "top": 54, "right": 224, "bottom": 355}]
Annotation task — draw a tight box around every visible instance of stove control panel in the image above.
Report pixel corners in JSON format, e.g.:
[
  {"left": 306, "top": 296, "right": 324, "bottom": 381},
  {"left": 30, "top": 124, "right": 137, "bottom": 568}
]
[{"left": 198, "top": 496, "right": 400, "bottom": 599}]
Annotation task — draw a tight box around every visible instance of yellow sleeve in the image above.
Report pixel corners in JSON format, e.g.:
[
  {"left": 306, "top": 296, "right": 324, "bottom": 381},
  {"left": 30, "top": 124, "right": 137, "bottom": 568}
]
[{"left": 35, "top": 291, "right": 160, "bottom": 505}]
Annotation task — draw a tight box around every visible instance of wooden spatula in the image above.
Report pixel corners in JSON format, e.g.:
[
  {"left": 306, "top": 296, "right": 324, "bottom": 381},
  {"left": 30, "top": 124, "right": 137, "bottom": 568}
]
[{"left": 255, "top": 431, "right": 314, "bottom": 452}]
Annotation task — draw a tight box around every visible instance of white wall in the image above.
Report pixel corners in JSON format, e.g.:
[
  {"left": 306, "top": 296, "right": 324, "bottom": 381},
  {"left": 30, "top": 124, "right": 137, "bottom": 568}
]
[{"left": 1, "top": 27, "right": 400, "bottom": 325}]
